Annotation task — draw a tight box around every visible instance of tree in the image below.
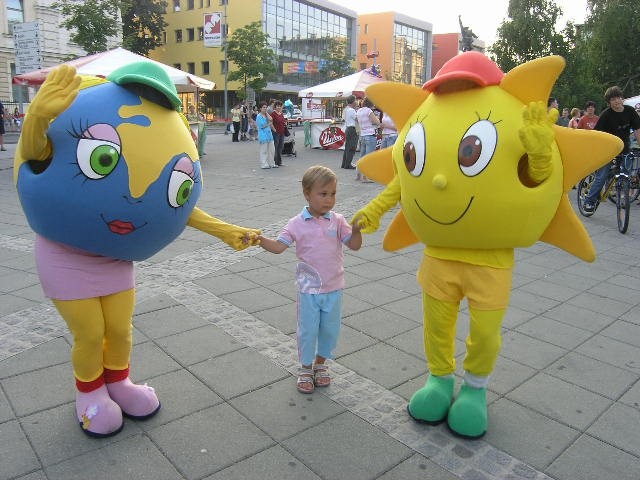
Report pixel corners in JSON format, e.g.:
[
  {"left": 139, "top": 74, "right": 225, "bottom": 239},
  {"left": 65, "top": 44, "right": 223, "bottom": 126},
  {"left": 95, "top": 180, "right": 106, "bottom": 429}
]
[
  {"left": 224, "top": 21, "right": 277, "bottom": 98},
  {"left": 319, "top": 37, "right": 355, "bottom": 80},
  {"left": 582, "top": 0, "right": 640, "bottom": 97},
  {"left": 52, "top": 0, "right": 120, "bottom": 55},
  {"left": 121, "top": 0, "right": 168, "bottom": 56},
  {"left": 488, "top": 0, "right": 567, "bottom": 72}
]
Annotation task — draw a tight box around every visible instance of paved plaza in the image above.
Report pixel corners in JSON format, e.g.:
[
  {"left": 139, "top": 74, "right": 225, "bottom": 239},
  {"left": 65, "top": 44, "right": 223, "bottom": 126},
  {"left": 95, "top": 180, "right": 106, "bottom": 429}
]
[{"left": 1, "top": 126, "right": 639, "bottom": 480}]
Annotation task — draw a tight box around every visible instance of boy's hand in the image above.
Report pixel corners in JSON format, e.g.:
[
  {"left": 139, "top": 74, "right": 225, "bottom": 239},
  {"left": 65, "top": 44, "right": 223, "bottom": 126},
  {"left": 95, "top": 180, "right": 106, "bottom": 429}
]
[{"left": 351, "top": 209, "right": 381, "bottom": 234}]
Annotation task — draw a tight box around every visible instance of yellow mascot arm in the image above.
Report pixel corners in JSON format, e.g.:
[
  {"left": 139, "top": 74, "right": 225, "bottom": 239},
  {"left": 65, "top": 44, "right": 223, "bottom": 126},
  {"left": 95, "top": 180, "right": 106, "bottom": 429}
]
[
  {"left": 187, "top": 207, "right": 261, "bottom": 251},
  {"left": 20, "top": 65, "right": 81, "bottom": 160},
  {"left": 351, "top": 176, "right": 401, "bottom": 233},
  {"left": 518, "top": 101, "right": 556, "bottom": 184}
]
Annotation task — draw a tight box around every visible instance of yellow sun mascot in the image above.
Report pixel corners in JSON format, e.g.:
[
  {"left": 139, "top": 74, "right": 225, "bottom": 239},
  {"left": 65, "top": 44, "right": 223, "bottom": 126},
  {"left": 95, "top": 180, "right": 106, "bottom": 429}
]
[{"left": 353, "top": 52, "right": 622, "bottom": 439}]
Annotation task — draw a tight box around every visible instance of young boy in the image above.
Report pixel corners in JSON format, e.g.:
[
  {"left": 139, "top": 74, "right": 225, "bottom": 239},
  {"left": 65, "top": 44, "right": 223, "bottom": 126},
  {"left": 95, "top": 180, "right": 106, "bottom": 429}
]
[{"left": 258, "top": 166, "right": 362, "bottom": 393}]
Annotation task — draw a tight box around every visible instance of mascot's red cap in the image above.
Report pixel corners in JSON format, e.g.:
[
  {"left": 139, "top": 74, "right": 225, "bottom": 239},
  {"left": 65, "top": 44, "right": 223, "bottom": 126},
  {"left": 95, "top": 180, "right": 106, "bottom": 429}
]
[{"left": 423, "top": 51, "right": 504, "bottom": 93}]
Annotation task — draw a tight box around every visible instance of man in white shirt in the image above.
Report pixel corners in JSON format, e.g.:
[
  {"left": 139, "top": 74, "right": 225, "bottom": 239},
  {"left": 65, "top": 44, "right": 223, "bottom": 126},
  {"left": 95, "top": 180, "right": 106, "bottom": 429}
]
[{"left": 341, "top": 95, "right": 358, "bottom": 169}]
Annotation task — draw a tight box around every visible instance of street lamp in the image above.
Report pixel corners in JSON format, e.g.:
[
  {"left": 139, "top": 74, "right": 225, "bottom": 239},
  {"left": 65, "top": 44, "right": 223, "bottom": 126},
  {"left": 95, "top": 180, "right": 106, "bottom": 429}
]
[{"left": 223, "top": 0, "right": 228, "bottom": 123}]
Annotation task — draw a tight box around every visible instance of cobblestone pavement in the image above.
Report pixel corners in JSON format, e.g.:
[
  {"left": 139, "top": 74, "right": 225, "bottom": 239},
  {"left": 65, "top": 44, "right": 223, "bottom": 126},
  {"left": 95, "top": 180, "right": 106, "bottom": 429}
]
[{"left": 1, "top": 126, "right": 639, "bottom": 480}]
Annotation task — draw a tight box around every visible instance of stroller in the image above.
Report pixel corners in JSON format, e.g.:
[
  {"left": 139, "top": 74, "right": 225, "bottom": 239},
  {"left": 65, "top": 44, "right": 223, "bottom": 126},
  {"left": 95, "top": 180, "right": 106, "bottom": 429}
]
[{"left": 282, "top": 128, "right": 297, "bottom": 157}]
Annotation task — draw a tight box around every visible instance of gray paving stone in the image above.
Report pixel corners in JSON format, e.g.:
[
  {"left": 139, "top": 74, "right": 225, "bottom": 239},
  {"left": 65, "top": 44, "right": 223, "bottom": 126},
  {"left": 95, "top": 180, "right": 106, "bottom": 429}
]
[
  {"left": 485, "top": 398, "right": 579, "bottom": 471},
  {"left": 2, "top": 363, "right": 74, "bottom": 416},
  {"left": 133, "top": 304, "right": 210, "bottom": 339},
  {"left": 619, "top": 379, "right": 640, "bottom": 409},
  {"left": 501, "top": 305, "right": 537, "bottom": 329},
  {"left": 21, "top": 402, "right": 140, "bottom": 466},
  {"left": 194, "top": 271, "right": 261, "bottom": 295},
  {"left": 543, "top": 302, "right": 616, "bottom": 332},
  {"left": 44, "top": 434, "right": 181, "bottom": 480},
  {"left": 0, "top": 268, "right": 40, "bottom": 294},
  {"left": 343, "top": 306, "right": 419, "bottom": 341},
  {"left": 13, "top": 471, "right": 46, "bottom": 480},
  {"left": 586, "top": 403, "right": 640, "bottom": 456},
  {"left": 221, "top": 286, "right": 291, "bottom": 313},
  {"left": 380, "top": 295, "right": 426, "bottom": 323},
  {"left": 0, "top": 337, "right": 69, "bottom": 378},
  {"left": 515, "top": 315, "right": 593, "bottom": 349},
  {"left": 576, "top": 335, "right": 640, "bottom": 372},
  {"left": 376, "top": 452, "right": 459, "bottom": 480},
  {"left": 251, "top": 303, "right": 297, "bottom": 334},
  {"left": 541, "top": 269, "right": 603, "bottom": 291},
  {"left": 545, "top": 351, "right": 638, "bottom": 399},
  {"left": 500, "top": 331, "right": 567, "bottom": 369},
  {"left": 339, "top": 343, "right": 427, "bottom": 389},
  {"left": 345, "top": 280, "right": 413, "bottom": 307},
  {"left": 0, "top": 293, "right": 38, "bottom": 316},
  {"left": 507, "top": 372, "right": 612, "bottom": 430},
  {"left": 510, "top": 289, "right": 560, "bottom": 315},
  {"left": 0, "top": 419, "right": 40, "bottom": 480},
  {"left": 600, "top": 319, "right": 640, "bottom": 347},
  {"left": 546, "top": 434, "right": 640, "bottom": 480},
  {"left": 203, "top": 445, "right": 322, "bottom": 480},
  {"left": 236, "top": 263, "right": 295, "bottom": 287},
  {"left": 148, "top": 403, "right": 275, "bottom": 479},
  {"left": 385, "top": 326, "right": 427, "bottom": 360},
  {"left": 334, "top": 323, "right": 377, "bottom": 357},
  {"left": 188, "top": 347, "right": 289, "bottom": 399},
  {"left": 129, "top": 340, "right": 183, "bottom": 382},
  {"left": 134, "top": 293, "right": 180, "bottom": 315},
  {"left": 138, "top": 369, "right": 223, "bottom": 430},
  {"left": 155, "top": 323, "right": 244, "bottom": 366},
  {"left": 489, "top": 356, "right": 537, "bottom": 395},
  {"left": 282, "top": 411, "right": 412, "bottom": 480},
  {"left": 518, "top": 278, "right": 582, "bottom": 303},
  {"left": 230, "top": 377, "right": 345, "bottom": 441},
  {"left": 567, "top": 291, "right": 633, "bottom": 318}
]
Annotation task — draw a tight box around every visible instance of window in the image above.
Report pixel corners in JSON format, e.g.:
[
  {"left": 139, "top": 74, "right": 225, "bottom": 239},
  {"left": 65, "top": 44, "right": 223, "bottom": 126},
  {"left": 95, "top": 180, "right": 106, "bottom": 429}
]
[
  {"left": 198, "top": 27, "right": 204, "bottom": 40},
  {"left": 360, "top": 43, "right": 367, "bottom": 54},
  {"left": 175, "top": 30, "right": 182, "bottom": 42},
  {"left": 364, "top": 24, "right": 368, "bottom": 34},
  {"left": 220, "top": 60, "right": 228, "bottom": 74},
  {"left": 173, "top": 0, "right": 180, "bottom": 11},
  {"left": 174, "top": 63, "right": 182, "bottom": 70},
  {"left": 6, "top": 0, "right": 24, "bottom": 28},
  {"left": 187, "top": 28, "right": 195, "bottom": 41},
  {"left": 187, "top": 62, "right": 195, "bottom": 74},
  {"left": 162, "top": 32, "right": 167, "bottom": 44},
  {"left": 187, "top": 0, "right": 194, "bottom": 9},
  {"left": 202, "top": 61, "right": 210, "bottom": 75}
]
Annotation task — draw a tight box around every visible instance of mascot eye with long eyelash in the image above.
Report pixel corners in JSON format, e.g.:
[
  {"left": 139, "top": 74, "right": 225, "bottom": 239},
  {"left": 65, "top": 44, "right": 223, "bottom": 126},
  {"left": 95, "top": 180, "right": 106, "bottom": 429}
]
[
  {"left": 352, "top": 52, "right": 622, "bottom": 439},
  {"left": 14, "top": 63, "right": 261, "bottom": 438}
]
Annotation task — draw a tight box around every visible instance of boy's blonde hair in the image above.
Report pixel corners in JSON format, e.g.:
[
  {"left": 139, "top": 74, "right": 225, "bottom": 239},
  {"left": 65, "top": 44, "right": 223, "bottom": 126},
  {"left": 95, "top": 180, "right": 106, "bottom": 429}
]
[{"left": 302, "top": 165, "right": 337, "bottom": 193}]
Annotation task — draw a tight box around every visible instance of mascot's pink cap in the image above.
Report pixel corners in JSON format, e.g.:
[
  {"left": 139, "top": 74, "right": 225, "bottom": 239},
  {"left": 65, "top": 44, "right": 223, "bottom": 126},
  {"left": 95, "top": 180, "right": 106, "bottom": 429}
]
[{"left": 423, "top": 51, "right": 504, "bottom": 93}]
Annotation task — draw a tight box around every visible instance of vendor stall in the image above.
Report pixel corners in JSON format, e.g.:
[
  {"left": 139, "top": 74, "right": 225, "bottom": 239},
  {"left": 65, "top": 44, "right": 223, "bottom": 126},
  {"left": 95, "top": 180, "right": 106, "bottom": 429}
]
[{"left": 298, "top": 69, "right": 383, "bottom": 149}]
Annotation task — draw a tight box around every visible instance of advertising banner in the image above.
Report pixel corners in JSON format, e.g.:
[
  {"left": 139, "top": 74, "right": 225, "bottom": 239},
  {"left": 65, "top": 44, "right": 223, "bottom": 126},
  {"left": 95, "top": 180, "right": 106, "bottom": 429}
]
[{"left": 204, "top": 13, "right": 222, "bottom": 47}]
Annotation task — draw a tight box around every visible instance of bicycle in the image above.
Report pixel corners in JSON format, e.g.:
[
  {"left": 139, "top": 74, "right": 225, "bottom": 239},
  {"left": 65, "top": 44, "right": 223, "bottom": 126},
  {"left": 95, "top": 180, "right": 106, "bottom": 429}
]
[{"left": 577, "top": 152, "right": 634, "bottom": 233}]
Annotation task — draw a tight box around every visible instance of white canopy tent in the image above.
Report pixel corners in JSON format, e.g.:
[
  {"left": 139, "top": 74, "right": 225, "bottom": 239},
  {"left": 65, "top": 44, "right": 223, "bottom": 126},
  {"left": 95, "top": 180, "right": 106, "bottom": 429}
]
[
  {"left": 298, "top": 69, "right": 384, "bottom": 99},
  {"left": 624, "top": 95, "right": 640, "bottom": 110},
  {"left": 13, "top": 47, "right": 215, "bottom": 92}
]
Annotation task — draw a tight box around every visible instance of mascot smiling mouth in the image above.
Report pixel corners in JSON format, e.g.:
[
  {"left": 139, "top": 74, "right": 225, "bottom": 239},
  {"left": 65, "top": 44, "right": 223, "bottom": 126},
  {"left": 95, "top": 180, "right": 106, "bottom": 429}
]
[
  {"left": 414, "top": 197, "right": 474, "bottom": 225},
  {"left": 102, "top": 216, "right": 147, "bottom": 235}
]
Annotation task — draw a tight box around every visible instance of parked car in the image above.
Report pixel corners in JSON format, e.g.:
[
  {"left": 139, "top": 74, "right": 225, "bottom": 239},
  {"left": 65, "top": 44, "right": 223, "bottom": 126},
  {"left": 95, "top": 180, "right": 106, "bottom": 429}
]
[{"left": 284, "top": 108, "right": 303, "bottom": 126}]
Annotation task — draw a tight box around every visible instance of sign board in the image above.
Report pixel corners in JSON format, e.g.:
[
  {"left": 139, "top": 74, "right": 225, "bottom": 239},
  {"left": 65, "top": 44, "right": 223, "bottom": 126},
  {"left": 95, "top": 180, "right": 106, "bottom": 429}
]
[
  {"left": 203, "top": 12, "right": 222, "bottom": 47},
  {"left": 302, "top": 98, "right": 325, "bottom": 120},
  {"left": 14, "top": 22, "right": 42, "bottom": 74}
]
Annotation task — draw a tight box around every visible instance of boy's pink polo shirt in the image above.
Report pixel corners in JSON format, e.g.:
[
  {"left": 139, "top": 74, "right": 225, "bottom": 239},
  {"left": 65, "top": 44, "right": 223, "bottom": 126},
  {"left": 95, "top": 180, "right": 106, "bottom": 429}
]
[{"left": 278, "top": 207, "right": 352, "bottom": 294}]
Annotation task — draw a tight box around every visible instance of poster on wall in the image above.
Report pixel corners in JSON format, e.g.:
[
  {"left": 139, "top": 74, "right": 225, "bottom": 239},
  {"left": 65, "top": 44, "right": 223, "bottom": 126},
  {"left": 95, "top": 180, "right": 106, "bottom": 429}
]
[
  {"left": 302, "top": 97, "right": 325, "bottom": 120},
  {"left": 204, "top": 13, "right": 222, "bottom": 47}
]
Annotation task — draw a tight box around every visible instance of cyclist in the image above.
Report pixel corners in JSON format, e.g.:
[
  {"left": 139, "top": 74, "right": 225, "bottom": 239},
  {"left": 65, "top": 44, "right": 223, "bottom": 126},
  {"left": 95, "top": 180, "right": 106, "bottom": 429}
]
[{"left": 583, "top": 86, "right": 640, "bottom": 213}]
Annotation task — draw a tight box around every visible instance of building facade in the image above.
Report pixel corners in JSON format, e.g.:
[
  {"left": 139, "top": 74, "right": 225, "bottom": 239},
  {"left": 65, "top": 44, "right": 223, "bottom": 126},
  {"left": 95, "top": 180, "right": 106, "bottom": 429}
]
[
  {"left": 431, "top": 32, "right": 484, "bottom": 78},
  {"left": 0, "top": 0, "right": 119, "bottom": 108},
  {"left": 357, "top": 12, "right": 432, "bottom": 88}
]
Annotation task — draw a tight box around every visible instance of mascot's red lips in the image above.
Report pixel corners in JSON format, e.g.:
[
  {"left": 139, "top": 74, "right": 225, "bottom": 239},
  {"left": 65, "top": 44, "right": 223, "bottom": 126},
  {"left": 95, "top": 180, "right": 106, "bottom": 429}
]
[{"left": 108, "top": 220, "right": 135, "bottom": 235}]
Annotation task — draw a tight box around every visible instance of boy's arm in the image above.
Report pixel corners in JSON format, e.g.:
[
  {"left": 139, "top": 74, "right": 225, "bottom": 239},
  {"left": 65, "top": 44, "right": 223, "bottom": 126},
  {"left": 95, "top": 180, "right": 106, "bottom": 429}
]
[
  {"left": 351, "top": 176, "right": 401, "bottom": 233},
  {"left": 257, "top": 235, "right": 288, "bottom": 254},
  {"left": 346, "top": 221, "right": 362, "bottom": 251}
]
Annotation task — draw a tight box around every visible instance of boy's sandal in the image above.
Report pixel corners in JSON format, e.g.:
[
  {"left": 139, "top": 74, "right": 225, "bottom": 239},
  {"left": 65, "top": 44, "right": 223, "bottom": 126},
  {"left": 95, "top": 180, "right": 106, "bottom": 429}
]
[
  {"left": 297, "top": 368, "right": 315, "bottom": 394},
  {"left": 313, "top": 364, "right": 331, "bottom": 387}
]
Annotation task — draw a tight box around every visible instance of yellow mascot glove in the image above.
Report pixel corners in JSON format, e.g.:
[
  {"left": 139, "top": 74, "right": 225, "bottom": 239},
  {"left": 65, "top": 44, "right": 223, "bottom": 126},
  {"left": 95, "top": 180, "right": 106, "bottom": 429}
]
[
  {"left": 17, "top": 65, "right": 82, "bottom": 164},
  {"left": 188, "top": 207, "right": 261, "bottom": 250},
  {"left": 518, "top": 101, "right": 555, "bottom": 184},
  {"left": 351, "top": 176, "right": 401, "bottom": 233}
]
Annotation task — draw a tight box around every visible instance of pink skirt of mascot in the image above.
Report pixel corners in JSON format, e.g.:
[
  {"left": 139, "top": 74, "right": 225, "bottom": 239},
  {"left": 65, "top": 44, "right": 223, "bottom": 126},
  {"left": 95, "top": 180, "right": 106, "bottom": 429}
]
[
  {"left": 14, "top": 64, "right": 260, "bottom": 437},
  {"left": 352, "top": 52, "right": 622, "bottom": 438}
]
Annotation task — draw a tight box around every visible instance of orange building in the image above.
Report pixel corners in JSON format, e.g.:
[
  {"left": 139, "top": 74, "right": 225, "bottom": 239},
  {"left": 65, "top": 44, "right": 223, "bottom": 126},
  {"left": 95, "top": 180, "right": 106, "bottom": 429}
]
[
  {"left": 432, "top": 32, "right": 485, "bottom": 77},
  {"left": 357, "top": 12, "right": 433, "bottom": 87}
]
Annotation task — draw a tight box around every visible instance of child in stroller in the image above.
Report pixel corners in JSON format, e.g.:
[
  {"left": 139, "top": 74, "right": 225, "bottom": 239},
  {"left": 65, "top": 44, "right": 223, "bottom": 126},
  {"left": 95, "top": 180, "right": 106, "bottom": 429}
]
[{"left": 282, "top": 127, "right": 297, "bottom": 157}]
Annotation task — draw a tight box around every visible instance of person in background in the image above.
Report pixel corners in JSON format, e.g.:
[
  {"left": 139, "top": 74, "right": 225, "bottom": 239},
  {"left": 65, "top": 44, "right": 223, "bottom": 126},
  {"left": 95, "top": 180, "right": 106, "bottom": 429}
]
[
  {"left": 577, "top": 100, "right": 599, "bottom": 130},
  {"left": 557, "top": 107, "right": 570, "bottom": 127},
  {"left": 583, "top": 86, "right": 640, "bottom": 213},
  {"left": 380, "top": 112, "right": 398, "bottom": 148},
  {"left": 240, "top": 101, "right": 249, "bottom": 141},
  {"left": 230, "top": 103, "right": 241, "bottom": 142},
  {"left": 354, "top": 97, "right": 381, "bottom": 182},
  {"left": 271, "top": 100, "right": 287, "bottom": 167},
  {"left": 341, "top": 95, "right": 358, "bottom": 169},
  {"left": 248, "top": 104, "right": 258, "bottom": 141},
  {"left": 0, "top": 101, "right": 5, "bottom": 150},
  {"left": 256, "top": 101, "right": 275, "bottom": 169},
  {"left": 568, "top": 107, "right": 581, "bottom": 129},
  {"left": 257, "top": 165, "right": 362, "bottom": 394}
]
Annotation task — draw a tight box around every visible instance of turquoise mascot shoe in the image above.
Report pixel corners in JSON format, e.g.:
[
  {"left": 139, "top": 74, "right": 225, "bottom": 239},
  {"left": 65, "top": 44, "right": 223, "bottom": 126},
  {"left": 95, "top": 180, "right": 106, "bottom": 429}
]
[
  {"left": 407, "top": 375, "right": 454, "bottom": 424},
  {"left": 447, "top": 384, "right": 487, "bottom": 439}
]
